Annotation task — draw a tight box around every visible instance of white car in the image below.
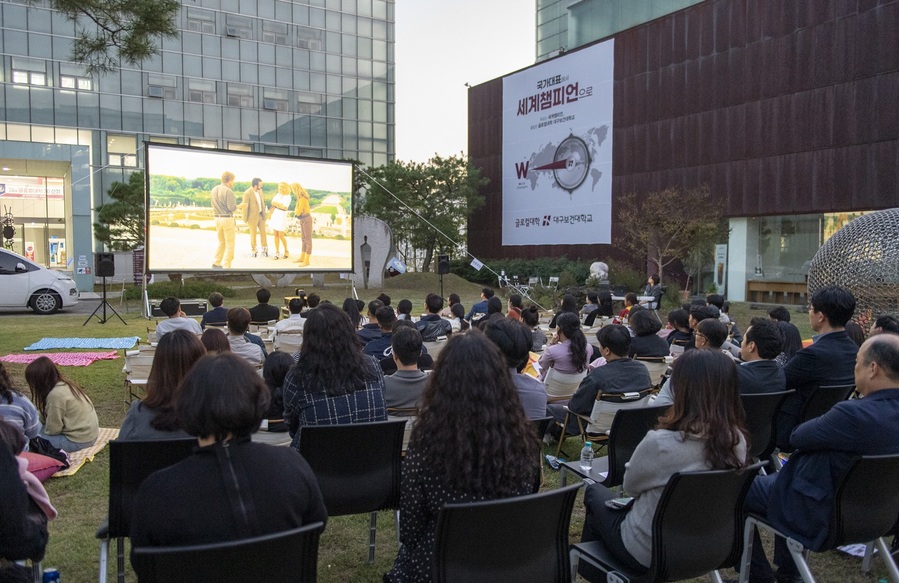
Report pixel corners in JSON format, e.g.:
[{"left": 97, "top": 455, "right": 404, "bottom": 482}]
[{"left": 0, "top": 248, "right": 79, "bottom": 314}]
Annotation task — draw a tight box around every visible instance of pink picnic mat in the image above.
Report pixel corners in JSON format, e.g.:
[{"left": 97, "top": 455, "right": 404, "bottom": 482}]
[{"left": 0, "top": 352, "right": 119, "bottom": 366}]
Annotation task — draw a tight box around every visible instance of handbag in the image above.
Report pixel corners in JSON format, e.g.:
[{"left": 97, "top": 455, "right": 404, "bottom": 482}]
[{"left": 28, "top": 436, "right": 70, "bottom": 469}]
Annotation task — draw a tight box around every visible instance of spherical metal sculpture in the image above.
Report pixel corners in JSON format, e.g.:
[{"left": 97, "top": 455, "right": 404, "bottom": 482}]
[{"left": 807, "top": 208, "right": 899, "bottom": 325}]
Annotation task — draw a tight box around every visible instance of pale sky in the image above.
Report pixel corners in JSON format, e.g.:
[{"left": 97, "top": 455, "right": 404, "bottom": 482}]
[{"left": 394, "top": 1, "right": 536, "bottom": 163}]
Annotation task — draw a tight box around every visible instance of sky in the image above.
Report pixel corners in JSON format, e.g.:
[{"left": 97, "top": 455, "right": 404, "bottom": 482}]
[{"left": 393, "top": 1, "right": 536, "bottom": 164}]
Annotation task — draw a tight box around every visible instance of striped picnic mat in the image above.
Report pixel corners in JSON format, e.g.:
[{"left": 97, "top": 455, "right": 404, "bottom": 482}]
[
  {"left": 0, "top": 352, "right": 119, "bottom": 367},
  {"left": 24, "top": 337, "right": 140, "bottom": 351}
]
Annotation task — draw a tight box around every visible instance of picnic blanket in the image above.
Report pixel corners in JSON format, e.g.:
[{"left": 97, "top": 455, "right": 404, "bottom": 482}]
[
  {"left": 24, "top": 337, "right": 140, "bottom": 351},
  {"left": 52, "top": 427, "right": 119, "bottom": 478},
  {"left": 0, "top": 352, "right": 119, "bottom": 367}
]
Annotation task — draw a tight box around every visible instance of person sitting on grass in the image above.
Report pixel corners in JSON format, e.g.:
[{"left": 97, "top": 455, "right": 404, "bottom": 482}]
[{"left": 25, "top": 356, "right": 99, "bottom": 453}]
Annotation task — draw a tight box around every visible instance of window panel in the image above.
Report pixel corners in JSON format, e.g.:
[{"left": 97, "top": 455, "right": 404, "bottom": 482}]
[
  {"left": 228, "top": 83, "right": 254, "bottom": 107},
  {"left": 188, "top": 79, "right": 217, "bottom": 103}
]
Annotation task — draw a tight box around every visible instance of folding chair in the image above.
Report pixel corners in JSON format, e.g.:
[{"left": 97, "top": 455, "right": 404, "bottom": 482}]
[
  {"left": 422, "top": 338, "right": 449, "bottom": 362},
  {"left": 798, "top": 383, "right": 856, "bottom": 424},
  {"left": 740, "top": 390, "right": 793, "bottom": 470},
  {"left": 543, "top": 368, "right": 587, "bottom": 402},
  {"left": 634, "top": 356, "right": 670, "bottom": 390},
  {"left": 122, "top": 351, "right": 154, "bottom": 408},
  {"left": 273, "top": 329, "right": 303, "bottom": 353},
  {"left": 555, "top": 387, "right": 654, "bottom": 460}
]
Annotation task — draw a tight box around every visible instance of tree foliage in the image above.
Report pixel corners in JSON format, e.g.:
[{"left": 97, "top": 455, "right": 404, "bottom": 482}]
[
  {"left": 94, "top": 172, "right": 146, "bottom": 251},
  {"left": 616, "top": 185, "right": 728, "bottom": 283},
  {"left": 46, "top": 0, "right": 180, "bottom": 74},
  {"left": 359, "top": 155, "right": 487, "bottom": 272}
]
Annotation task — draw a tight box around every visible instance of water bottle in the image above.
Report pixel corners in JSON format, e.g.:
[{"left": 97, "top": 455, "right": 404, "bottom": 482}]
[{"left": 579, "top": 441, "right": 594, "bottom": 472}]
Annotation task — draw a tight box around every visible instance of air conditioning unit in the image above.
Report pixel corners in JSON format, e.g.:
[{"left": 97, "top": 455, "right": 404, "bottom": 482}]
[
  {"left": 263, "top": 99, "right": 286, "bottom": 111},
  {"left": 189, "top": 91, "right": 203, "bottom": 102},
  {"left": 148, "top": 86, "right": 165, "bottom": 98},
  {"left": 225, "top": 26, "right": 241, "bottom": 37}
]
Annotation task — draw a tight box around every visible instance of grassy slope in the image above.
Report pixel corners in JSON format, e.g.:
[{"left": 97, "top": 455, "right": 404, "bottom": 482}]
[{"left": 0, "top": 276, "right": 887, "bottom": 582}]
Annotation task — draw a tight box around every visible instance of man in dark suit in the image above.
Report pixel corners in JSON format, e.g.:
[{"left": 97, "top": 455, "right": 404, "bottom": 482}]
[
  {"left": 743, "top": 333, "right": 899, "bottom": 583},
  {"left": 248, "top": 288, "right": 281, "bottom": 323},
  {"left": 738, "top": 318, "right": 786, "bottom": 394},
  {"left": 241, "top": 177, "right": 268, "bottom": 257},
  {"left": 775, "top": 286, "right": 858, "bottom": 449}
]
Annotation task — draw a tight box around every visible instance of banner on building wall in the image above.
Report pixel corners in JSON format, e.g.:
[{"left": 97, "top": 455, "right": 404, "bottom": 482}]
[
  {"left": 502, "top": 39, "right": 614, "bottom": 246},
  {"left": 715, "top": 244, "right": 728, "bottom": 298}
]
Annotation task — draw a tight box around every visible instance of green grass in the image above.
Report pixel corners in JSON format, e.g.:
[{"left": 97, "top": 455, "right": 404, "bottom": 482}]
[{"left": 0, "top": 278, "right": 889, "bottom": 582}]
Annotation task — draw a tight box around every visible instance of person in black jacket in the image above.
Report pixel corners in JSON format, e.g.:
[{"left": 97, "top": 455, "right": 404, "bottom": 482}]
[{"left": 737, "top": 318, "right": 786, "bottom": 395}]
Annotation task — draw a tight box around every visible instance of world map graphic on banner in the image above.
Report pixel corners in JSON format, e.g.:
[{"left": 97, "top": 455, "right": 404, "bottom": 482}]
[{"left": 517, "top": 125, "right": 608, "bottom": 195}]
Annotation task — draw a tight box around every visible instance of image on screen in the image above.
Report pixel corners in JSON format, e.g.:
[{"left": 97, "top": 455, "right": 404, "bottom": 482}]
[{"left": 145, "top": 143, "right": 354, "bottom": 273}]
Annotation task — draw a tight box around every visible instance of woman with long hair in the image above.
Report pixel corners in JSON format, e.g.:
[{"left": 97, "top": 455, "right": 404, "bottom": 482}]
[
  {"left": 580, "top": 349, "right": 748, "bottom": 571},
  {"left": 537, "top": 311, "right": 591, "bottom": 381},
  {"left": 282, "top": 303, "right": 387, "bottom": 449},
  {"left": 0, "top": 362, "right": 42, "bottom": 449},
  {"left": 342, "top": 297, "right": 363, "bottom": 329},
  {"left": 120, "top": 330, "right": 206, "bottom": 440},
  {"left": 291, "top": 182, "right": 312, "bottom": 266},
  {"left": 521, "top": 305, "right": 546, "bottom": 352},
  {"left": 448, "top": 302, "right": 470, "bottom": 332},
  {"left": 548, "top": 293, "right": 579, "bottom": 329},
  {"left": 200, "top": 327, "right": 231, "bottom": 354},
  {"left": 262, "top": 351, "right": 295, "bottom": 432},
  {"left": 268, "top": 181, "right": 292, "bottom": 259},
  {"left": 385, "top": 332, "right": 540, "bottom": 582},
  {"left": 25, "top": 357, "right": 98, "bottom": 452}
]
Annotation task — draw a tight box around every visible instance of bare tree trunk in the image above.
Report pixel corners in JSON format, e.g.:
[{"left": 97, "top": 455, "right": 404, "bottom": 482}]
[{"left": 422, "top": 246, "right": 433, "bottom": 273}]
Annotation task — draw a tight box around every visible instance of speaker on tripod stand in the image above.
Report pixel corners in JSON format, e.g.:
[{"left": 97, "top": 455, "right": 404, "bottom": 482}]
[{"left": 84, "top": 252, "right": 126, "bottom": 325}]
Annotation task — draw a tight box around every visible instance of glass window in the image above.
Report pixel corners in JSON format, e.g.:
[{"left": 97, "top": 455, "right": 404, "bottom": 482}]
[
  {"left": 107, "top": 134, "right": 138, "bottom": 167},
  {"left": 11, "top": 57, "right": 46, "bottom": 86},
  {"left": 342, "top": 34, "right": 357, "bottom": 56},
  {"left": 265, "top": 145, "right": 289, "bottom": 155},
  {"left": 310, "top": 7, "right": 325, "bottom": 28},
  {"left": 186, "top": 7, "right": 216, "bottom": 34},
  {"left": 263, "top": 87, "right": 289, "bottom": 112},
  {"left": 259, "top": 65, "right": 276, "bottom": 86},
  {"left": 310, "top": 51, "right": 326, "bottom": 72},
  {"left": 147, "top": 73, "right": 177, "bottom": 99},
  {"left": 326, "top": 75, "right": 341, "bottom": 96},
  {"left": 202, "top": 33, "right": 221, "bottom": 57},
  {"left": 181, "top": 31, "right": 202, "bottom": 54},
  {"left": 297, "top": 26, "right": 323, "bottom": 51},
  {"left": 227, "top": 83, "right": 254, "bottom": 107},
  {"left": 297, "top": 91, "right": 323, "bottom": 115},
  {"left": 342, "top": 57, "right": 357, "bottom": 77},
  {"left": 188, "top": 79, "right": 216, "bottom": 103},
  {"left": 190, "top": 139, "right": 218, "bottom": 149},
  {"left": 228, "top": 142, "right": 253, "bottom": 151},
  {"left": 149, "top": 136, "right": 179, "bottom": 144},
  {"left": 262, "top": 20, "right": 289, "bottom": 44}
]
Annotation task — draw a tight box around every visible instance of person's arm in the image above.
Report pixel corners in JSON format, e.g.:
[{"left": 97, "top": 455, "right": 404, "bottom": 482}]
[
  {"left": 190, "top": 319, "right": 203, "bottom": 334},
  {"left": 42, "top": 391, "right": 65, "bottom": 436},
  {"left": 226, "top": 188, "right": 237, "bottom": 213},
  {"left": 282, "top": 372, "right": 303, "bottom": 436},
  {"left": 567, "top": 375, "right": 598, "bottom": 415},
  {"left": 536, "top": 346, "right": 556, "bottom": 380},
  {"left": 621, "top": 431, "right": 663, "bottom": 496},
  {"left": 0, "top": 447, "right": 48, "bottom": 561},
  {"left": 653, "top": 377, "right": 674, "bottom": 407},
  {"left": 782, "top": 348, "right": 817, "bottom": 397},
  {"left": 21, "top": 397, "right": 42, "bottom": 439},
  {"left": 790, "top": 402, "right": 859, "bottom": 453}
]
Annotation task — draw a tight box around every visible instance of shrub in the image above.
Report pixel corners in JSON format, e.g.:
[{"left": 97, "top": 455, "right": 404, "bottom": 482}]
[
  {"left": 123, "top": 281, "right": 237, "bottom": 300},
  {"left": 190, "top": 224, "right": 201, "bottom": 229},
  {"left": 169, "top": 222, "right": 179, "bottom": 228}
]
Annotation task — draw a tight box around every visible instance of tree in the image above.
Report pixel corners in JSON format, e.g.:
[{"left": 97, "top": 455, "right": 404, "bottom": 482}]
[
  {"left": 47, "top": 0, "right": 180, "bottom": 74},
  {"left": 359, "top": 155, "right": 487, "bottom": 272},
  {"left": 617, "top": 185, "right": 728, "bottom": 284},
  {"left": 93, "top": 172, "right": 146, "bottom": 251}
]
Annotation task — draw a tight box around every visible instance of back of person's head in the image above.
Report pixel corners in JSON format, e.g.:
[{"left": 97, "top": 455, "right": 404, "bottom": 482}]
[
  {"left": 586, "top": 292, "right": 598, "bottom": 304},
  {"left": 160, "top": 296, "right": 181, "bottom": 317},
  {"left": 668, "top": 308, "right": 690, "bottom": 330},
  {"left": 208, "top": 292, "right": 224, "bottom": 308},
  {"left": 629, "top": 309, "right": 662, "bottom": 337},
  {"left": 409, "top": 332, "right": 537, "bottom": 497},
  {"left": 509, "top": 294, "right": 523, "bottom": 309},
  {"left": 176, "top": 353, "right": 269, "bottom": 441},
  {"left": 659, "top": 349, "right": 746, "bottom": 469},
  {"left": 288, "top": 297, "right": 304, "bottom": 314},
  {"left": 560, "top": 293, "right": 577, "bottom": 313},
  {"left": 557, "top": 312, "right": 588, "bottom": 372},
  {"left": 201, "top": 328, "right": 230, "bottom": 353},
  {"left": 448, "top": 293, "right": 460, "bottom": 306},
  {"left": 776, "top": 320, "right": 803, "bottom": 359},
  {"left": 0, "top": 417, "right": 26, "bottom": 456},
  {"left": 227, "top": 307, "right": 251, "bottom": 335},
  {"left": 297, "top": 303, "right": 373, "bottom": 394},
  {"left": 521, "top": 305, "right": 540, "bottom": 327},
  {"left": 355, "top": 299, "right": 365, "bottom": 313},
  {"left": 450, "top": 303, "right": 470, "bottom": 330},
  {"left": 487, "top": 296, "right": 503, "bottom": 315},
  {"left": 397, "top": 299, "right": 413, "bottom": 316},
  {"left": 744, "top": 318, "right": 783, "bottom": 360},
  {"left": 376, "top": 293, "right": 391, "bottom": 307},
  {"left": 706, "top": 294, "right": 724, "bottom": 309},
  {"left": 484, "top": 318, "right": 532, "bottom": 372},
  {"left": 146, "top": 329, "right": 206, "bottom": 430},
  {"left": 263, "top": 351, "right": 295, "bottom": 391},
  {"left": 342, "top": 297, "right": 362, "bottom": 328},
  {"left": 596, "top": 324, "right": 631, "bottom": 357},
  {"left": 368, "top": 299, "right": 384, "bottom": 318},
  {"left": 0, "top": 362, "right": 18, "bottom": 404},
  {"left": 690, "top": 305, "right": 718, "bottom": 325},
  {"left": 598, "top": 290, "right": 613, "bottom": 306},
  {"left": 697, "top": 318, "right": 728, "bottom": 348},
  {"left": 376, "top": 305, "right": 397, "bottom": 329},
  {"left": 625, "top": 292, "right": 638, "bottom": 306},
  {"left": 721, "top": 302, "right": 730, "bottom": 314},
  {"left": 25, "top": 356, "right": 89, "bottom": 414},
  {"left": 256, "top": 288, "right": 271, "bottom": 304},
  {"left": 482, "top": 287, "right": 495, "bottom": 299},
  {"left": 874, "top": 315, "right": 899, "bottom": 335},
  {"left": 392, "top": 326, "right": 423, "bottom": 366},
  {"left": 861, "top": 334, "right": 899, "bottom": 383},
  {"left": 425, "top": 293, "right": 444, "bottom": 314},
  {"left": 844, "top": 320, "right": 866, "bottom": 347},
  {"left": 767, "top": 306, "right": 791, "bottom": 322},
  {"left": 306, "top": 293, "right": 320, "bottom": 308},
  {"left": 809, "top": 285, "right": 856, "bottom": 327}
]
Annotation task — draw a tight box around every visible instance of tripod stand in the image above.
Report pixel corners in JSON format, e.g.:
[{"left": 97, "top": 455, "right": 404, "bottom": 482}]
[{"left": 84, "top": 276, "right": 127, "bottom": 326}]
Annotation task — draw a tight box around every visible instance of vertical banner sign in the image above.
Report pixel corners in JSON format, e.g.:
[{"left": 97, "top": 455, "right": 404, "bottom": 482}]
[
  {"left": 502, "top": 39, "right": 614, "bottom": 246},
  {"left": 715, "top": 244, "right": 728, "bottom": 297}
]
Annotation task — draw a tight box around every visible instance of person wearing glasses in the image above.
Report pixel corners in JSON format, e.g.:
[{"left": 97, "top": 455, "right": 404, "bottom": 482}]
[{"left": 653, "top": 319, "right": 730, "bottom": 407}]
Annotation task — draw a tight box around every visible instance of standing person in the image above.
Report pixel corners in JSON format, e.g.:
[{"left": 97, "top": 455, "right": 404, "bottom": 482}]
[
  {"left": 292, "top": 182, "right": 313, "bottom": 266},
  {"left": 241, "top": 177, "right": 268, "bottom": 258},
  {"left": 211, "top": 171, "right": 237, "bottom": 269},
  {"left": 268, "top": 182, "right": 292, "bottom": 260},
  {"left": 25, "top": 357, "right": 99, "bottom": 452},
  {"left": 0, "top": 362, "right": 42, "bottom": 449},
  {"left": 384, "top": 333, "right": 540, "bottom": 582}
]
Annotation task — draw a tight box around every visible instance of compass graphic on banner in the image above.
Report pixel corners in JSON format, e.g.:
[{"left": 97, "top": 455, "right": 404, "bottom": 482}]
[{"left": 515, "top": 126, "right": 608, "bottom": 197}]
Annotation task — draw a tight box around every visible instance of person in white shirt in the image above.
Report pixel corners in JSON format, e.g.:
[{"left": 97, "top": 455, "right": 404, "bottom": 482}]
[
  {"left": 226, "top": 307, "right": 264, "bottom": 366},
  {"left": 155, "top": 297, "right": 202, "bottom": 337},
  {"left": 272, "top": 298, "right": 306, "bottom": 351}
]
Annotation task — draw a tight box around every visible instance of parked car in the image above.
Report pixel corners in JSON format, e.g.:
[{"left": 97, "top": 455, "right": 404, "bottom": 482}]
[{"left": 0, "top": 248, "right": 79, "bottom": 314}]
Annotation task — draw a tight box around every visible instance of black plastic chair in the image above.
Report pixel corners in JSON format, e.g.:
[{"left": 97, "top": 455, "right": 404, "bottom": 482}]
[
  {"left": 432, "top": 483, "right": 582, "bottom": 583},
  {"left": 740, "top": 390, "right": 794, "bottom": 466},
  {"left": 570, "top": 463, "right": 762, "bottom": 583},
  {"left": 298, "top": 419, "right": 406, "bottom": 562},
  {"left": 739, "top": 454, "right": 899, "bottom": 583},
  {"left": 533, "top": 416, "right": 553, "bottom": 440},
  {"left": 599, "top": 404, "right": 669, "bottom": 489},
  {"left": 96, "top": 438, "right": 196, "bottom": 583},
  {"left": 797, "top": 384, "right": 856, "bottom": 424},
  {"left": 131, "top": 521, "right": 324, "bottom": 583}
]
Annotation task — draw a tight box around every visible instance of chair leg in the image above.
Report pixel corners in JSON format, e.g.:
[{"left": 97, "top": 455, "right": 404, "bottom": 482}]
[
  {"left": 98, "top": 538, "right": 109, "bottom": 583},
  {"left": 738, "top": 518, "right": 756, "bottom": 583},
  {"left": 395, "top": 509, "right": 401, "bottom": 547},
  {"left": 785, "top": 537, "right": 816, "bottom": 583},
  {"left": 875, "top": 537, "right": 899, "bottom": 583},
  {"left": 569, "top": 548, "right": 580, "bottom": 583},
  {"left": 368, "top": 511, "right": 378, "bottom": 563},
  {"left": 555, "top": 412, "right": 572, "bottom": 459},
  {"left": 31, "top": 561, "right": 41, "bottom": 583},
  {"left": 862, "top": 541, "right": 875, "bottom": 573},
  {"left": 709, "top": 569, "right": 725, "bottom": 583},
  {"left": 116, "top": 537, "right": 125, "bottom": 583}
]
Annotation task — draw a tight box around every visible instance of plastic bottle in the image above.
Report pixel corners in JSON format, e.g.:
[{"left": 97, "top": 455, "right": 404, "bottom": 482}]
[{"left": 579, "top": 441, "right": 594, "bottom": 472}]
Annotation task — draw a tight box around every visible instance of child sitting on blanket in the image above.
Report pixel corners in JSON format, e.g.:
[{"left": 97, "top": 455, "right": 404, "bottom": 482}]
[{"left": 0, "top": 418, "right": 57, "bottom": 520}]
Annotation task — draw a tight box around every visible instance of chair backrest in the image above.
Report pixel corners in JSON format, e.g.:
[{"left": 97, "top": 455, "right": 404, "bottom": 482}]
[
  {"left": 740, "top": 390, "right": 794, "bottom": 460},
  {"left": 602, "top": 405, "right": 669, "bottom": 488},
  {"left": 273, "top": 329, "right": 303, "bottom": 353},
  {"left": 586, "top": 388, "right": 654, "bottom": 435},
  {"left": 634, "top": 356, "right": 669, "bottom": 388},
  {"left": 298, "top": 419, "right": 406, "bottom": 516},
  {"left": 131, "top": 521, "right": 324, "bottom": 583},
  {"left": 124, "top": 354, "right": 155, "bottom": 380},
  {"left": 543, "top": 368, "right": 587, "bottom": 399},
  {"left": 432, "top": 483, "right": 581, "bottom": 583},
  {"left": 532, "top": 416, "right": 553, "bottom": 440},
  {"left": 798, "top": 384, "right": 855, "bottom": 423},
  {"left": 648, "top": 465, "right": 760, "bottom": 581},
  {"left": 423, "top": 339, "right": 448, "bottom": 361},
  {"left": 108, "top": 439, "right": 196, "bottom": 538},
  {"left": 829, "top": 453, "right": 899, "bottom": 549}
]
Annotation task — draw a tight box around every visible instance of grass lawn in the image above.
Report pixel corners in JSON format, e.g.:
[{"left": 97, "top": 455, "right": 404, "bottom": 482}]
[{"left": 0, "top": 274, "right": 889, "bottom": 582}]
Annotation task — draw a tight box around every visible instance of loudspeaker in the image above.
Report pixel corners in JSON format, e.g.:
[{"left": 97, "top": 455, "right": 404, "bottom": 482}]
[
  {"left": 437, "top": 254, "right": 450, "bottom": 275},
  {"left": 95, "top": 252, "right": 115, "bottom": 277}
]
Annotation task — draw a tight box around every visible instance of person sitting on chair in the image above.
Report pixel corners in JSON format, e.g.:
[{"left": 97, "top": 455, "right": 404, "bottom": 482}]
[
  {"left": 384, "top": 326, "right": 429, "bottom": 412},
  {"left": 464, "top": 288, "right": 493, "bottom": 322},
  {"left": 737, "top": 318, "right": 786, "bottom": 395},
  {"left": 226, "top": 308, "right": 264, "bottom": 367},
  {"left": 157, "top": 296, "right": 203, "bottom": 336},
  {"left": 200, "top": 293, "right": 229, "bottom": 330},
  {"left": 248, "top": 288, "right": 281, "bottom": 323},
  {"left": 666, "top": 309, "right": 693, "bottom": 348},
  {"left": 484, "top": 318, "right": 548, "bottom": 420},
  {"left": 415, "top": 293, "right": 452, "bottom": 342},
  {"left": 628, "top": 309, "right": 669, "bottom": 358},
  {"left": 654, "top": 319, "right": 730, "bottom": 407},
  {"left": 871, "top": 315, "right": 899, "bottom": 336},
  {"left": 357, "top": 299, "right": 385, "bottom": 344},
  {"left": 640, "top": 274, "right": 663, "bottom": 310}
]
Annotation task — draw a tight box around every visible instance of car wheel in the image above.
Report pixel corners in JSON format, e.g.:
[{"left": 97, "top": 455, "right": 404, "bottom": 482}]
[{"left": 30, "top": 290, "right": 62, "bottom": 315}]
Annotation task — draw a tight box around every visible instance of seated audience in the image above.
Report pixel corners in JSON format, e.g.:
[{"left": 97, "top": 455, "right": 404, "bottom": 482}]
[
  {"left": 768, "top": 306, "right": 803, "bottom": 366},
  {"left": 262, "top": 352, "right": 294, "bottom": 432},
  {"left": 129, "top": 353, "right": 327, "bottom": 558},
  {"left": 549, "top": 294, "right": 579, "bottom": 329},
  {"left": 0, "top": 362, "right": 41, "bottom": 450},
  {"left": 447, "top": 302, "right": 469, "bottom": 332},
  {"left": 226, "top": 307, "right": 264, "bottom": 366},
  {"left": 439, "top": 293, "right": 461, "bottom": 319},
  {"left": 581, "top": 292, "right": 600, "bottom": 319},
  {"left": 200, "top": 327, "right": 230, "bottom": 353},
  {"left": 617, "top": 293, "right": 638, "bottom": 320},
  {"left": 25, "top": 357, "right": 98, "bottom": 453},
  {"left": 380, "top": 320, "right": 435, "bottom": 375},
  {"left": 738, "top": 318, "right": 786, "bottom": 395},
  {"left": 580, "top": 349, "right": 748, "bottom": 573},
  {"left": 538, "top": 312, "right": 593, "bottom": 382},
  {"left": 342, "top": 297, "right": 363, "bottom": 330},
  {"left": 120, "top": 330, "right": 204, "bottom": 440},
  {"left": 743, "top": 334, "right": 899, "bottom": 582},
  {"left": 707, "top": 293, "right": 742, "bottom": 343},
  {"left": 376, "top": 293, "right": 391, "bottom": 307},
  {"left": 357, "top": 299, "right": 385, "bottom": 343},
  {"left": 415, "top": 293, "right": 453, "bottom": 341},
  {"left": 385, "top": 333, "right": 540, "bottom": 582},
  {"left": 640, "top": 274, "right": 663, "bottom": 310},
  {"left": 363, "top": 306, "right": 398, "bottom": 361},
  {"left": 156, "top": 296, "right": 203, "bottom": 336},
  {"left": 0, "top": 418, "right": 56, "bottom": 522},
  {"left": 484, "top": 318, "right": 548, "bottom": 420},
  {"left": 476, "top": 296, "right": 505, "bottom": 331},
  {"left": 200, "top": 292, "right": 228, "bottom": 329},
  {"left": 870, "top": 314, "right": 899, "bottom": 336},
  {"left": 282, "top": 303, "right": 388, "bottom": 449},
  {"left": 666, "top": 308, "right": 693, "bottom": 348},
  {"left": 507, "top": 294, "right": 523, "bottom": 321},
  {"left": 521, "top": 305, "right": 546, "bottom": 352},
  {"left": 465, "top": 287, "right": 494, "bottom": 321},
  {"left": 300, "top": 293, "right": 320, "bottom": 317},
  {"left": 396, "top": 299, "right": 414, "bottom": 321},
  {"left": 248, "top": 288, "right": 281, "bottom": 323},
  {"left": 273, "top": 297, "right": 306, "bottom": 352},
  {"left": 654, "top": 318, "right": 730, "bottom": 406},
  {"left": 685, "top": 304, "right": 720, "bottom": 350},
  {"left": 844, "top": 320, "right": 866, "bottom": 347},
  {"left": 384, "top": 327, "right": 429, "bottom": 411},
  {"left": 628, "top": 309, "right": 669, "bottom": 358}
]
